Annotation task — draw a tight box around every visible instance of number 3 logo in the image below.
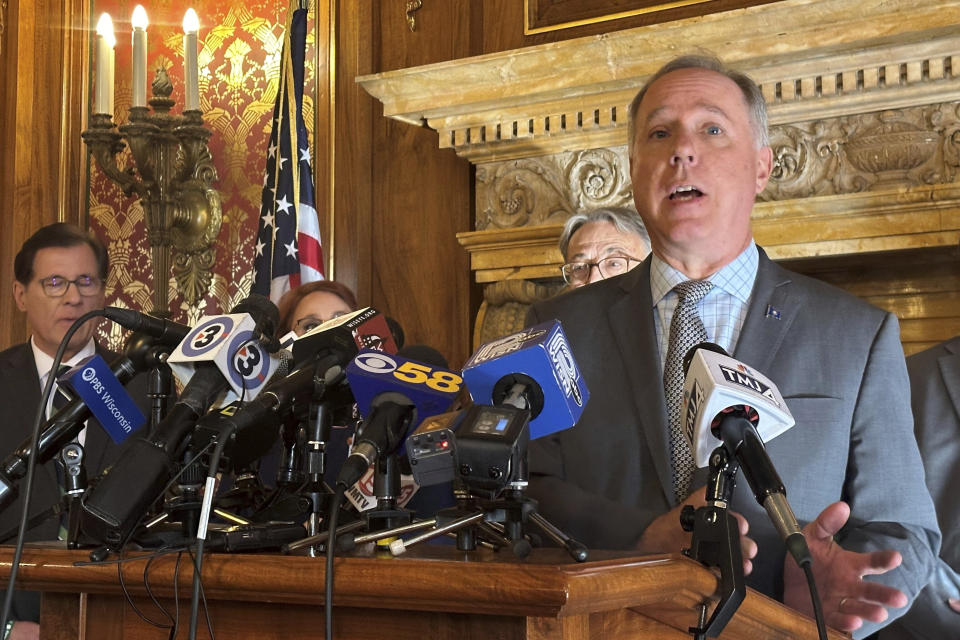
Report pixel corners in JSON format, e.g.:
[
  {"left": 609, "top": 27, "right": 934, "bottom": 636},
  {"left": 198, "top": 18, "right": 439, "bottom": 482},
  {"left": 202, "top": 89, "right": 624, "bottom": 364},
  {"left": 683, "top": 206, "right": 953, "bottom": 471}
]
[{"left": 181, "top": 316, "right": 235, "bottom": 358}]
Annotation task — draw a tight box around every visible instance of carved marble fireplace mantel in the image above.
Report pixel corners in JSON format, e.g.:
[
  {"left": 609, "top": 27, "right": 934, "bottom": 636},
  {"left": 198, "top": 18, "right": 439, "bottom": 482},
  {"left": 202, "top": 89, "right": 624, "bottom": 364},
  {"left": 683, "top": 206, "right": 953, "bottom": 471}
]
[{"left": 358, "top": 0, "right": 960, "bottom": 343}]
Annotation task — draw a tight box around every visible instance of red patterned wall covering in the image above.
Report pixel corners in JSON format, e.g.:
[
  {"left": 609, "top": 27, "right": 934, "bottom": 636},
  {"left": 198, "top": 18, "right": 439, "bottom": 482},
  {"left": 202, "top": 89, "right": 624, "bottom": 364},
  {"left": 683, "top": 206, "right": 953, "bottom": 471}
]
[{"left": 88, "top": 0, "right": 315, "bottom": 349}]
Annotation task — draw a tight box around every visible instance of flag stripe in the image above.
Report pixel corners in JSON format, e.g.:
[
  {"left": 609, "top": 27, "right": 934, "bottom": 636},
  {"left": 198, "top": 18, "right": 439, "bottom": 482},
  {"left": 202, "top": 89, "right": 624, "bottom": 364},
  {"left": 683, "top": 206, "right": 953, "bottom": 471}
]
[{"left": 252, "top": 2, "right": 325, "bottom": 304}]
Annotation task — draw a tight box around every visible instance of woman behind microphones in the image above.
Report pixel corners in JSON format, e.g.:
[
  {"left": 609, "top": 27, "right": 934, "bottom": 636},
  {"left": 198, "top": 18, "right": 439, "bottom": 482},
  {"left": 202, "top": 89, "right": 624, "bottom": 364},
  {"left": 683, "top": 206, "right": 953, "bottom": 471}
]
[
  {"left": 254, "top": 281, "right": 363, "bottom": 521},
  {"left": 276, "top": 280, "right": 359, "bottom": 339}
]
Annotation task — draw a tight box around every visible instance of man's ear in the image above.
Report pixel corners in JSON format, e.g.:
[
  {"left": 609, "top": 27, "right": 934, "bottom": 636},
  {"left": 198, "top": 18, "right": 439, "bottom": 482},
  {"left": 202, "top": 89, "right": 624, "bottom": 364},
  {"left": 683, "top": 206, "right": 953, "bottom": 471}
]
[
  {"left": 12, "top": 280, "right": 27, "bottom": 312},
  {"left": 755, "top": 145, "right": 773, "bottom": 194}
]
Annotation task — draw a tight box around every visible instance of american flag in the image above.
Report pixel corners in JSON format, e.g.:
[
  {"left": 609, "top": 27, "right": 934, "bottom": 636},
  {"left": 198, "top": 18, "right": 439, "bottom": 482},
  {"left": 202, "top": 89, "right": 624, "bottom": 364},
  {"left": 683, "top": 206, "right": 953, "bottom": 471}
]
[{"left": 252, "top": 2, "right": 324, "bottom": 303}]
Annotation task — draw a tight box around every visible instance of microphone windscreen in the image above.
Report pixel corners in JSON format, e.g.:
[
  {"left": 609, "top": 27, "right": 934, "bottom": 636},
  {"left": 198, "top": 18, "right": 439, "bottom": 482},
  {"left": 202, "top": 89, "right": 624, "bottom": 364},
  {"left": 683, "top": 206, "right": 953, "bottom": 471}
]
[
  {"left": 398, "top": 344, "right": 448, "bottom": 369},
  {"left": 386, "top": 317, "right": 405, "bottom": 350},
  {"left": 683, "top": 341, "right": 727, "bottom": 377}
]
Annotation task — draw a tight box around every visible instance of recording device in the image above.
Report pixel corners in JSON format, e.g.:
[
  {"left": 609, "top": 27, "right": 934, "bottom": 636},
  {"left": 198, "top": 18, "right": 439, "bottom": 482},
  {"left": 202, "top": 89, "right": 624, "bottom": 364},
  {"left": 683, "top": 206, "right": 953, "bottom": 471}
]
[
  {"left": 405, "top": 410, "right": 464, "bottom": 488},
  {"left": 337, "top": 349, "right": 461, "bottom": 490},
  {"left": 79, "top": 296, "right": 278, "bottom": 548},
  {"left": 682, "top": 342, "right": 811, "bottom": 567},
  {"left": 462, "top": 320, "right": 588, "bottom": 439}
]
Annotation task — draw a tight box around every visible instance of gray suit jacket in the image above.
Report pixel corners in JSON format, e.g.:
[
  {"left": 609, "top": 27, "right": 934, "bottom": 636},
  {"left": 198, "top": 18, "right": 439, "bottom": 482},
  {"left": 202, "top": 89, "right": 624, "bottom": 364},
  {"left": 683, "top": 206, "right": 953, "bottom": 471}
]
[
  {"left": 879, "top": 337, "right": 960, "bottom": 639},
  {"left": 527, "top": 249, "right": 940, "bottom": 638}
]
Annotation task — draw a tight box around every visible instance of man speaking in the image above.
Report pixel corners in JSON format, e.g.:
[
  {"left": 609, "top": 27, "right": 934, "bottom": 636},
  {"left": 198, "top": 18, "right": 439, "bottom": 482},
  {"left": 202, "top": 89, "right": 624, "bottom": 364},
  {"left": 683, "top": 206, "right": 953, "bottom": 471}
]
[{"left": 526, "top": 55, "right": 939, "bottom": 638}]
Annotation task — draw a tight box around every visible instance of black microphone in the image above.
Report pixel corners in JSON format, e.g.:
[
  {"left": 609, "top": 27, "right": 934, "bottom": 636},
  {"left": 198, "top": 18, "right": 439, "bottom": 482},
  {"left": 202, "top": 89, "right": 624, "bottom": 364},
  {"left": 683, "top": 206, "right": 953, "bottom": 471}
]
[
  {"left": 336, "top": 346, "right": 459, "bottom": 489},
  {"left": 102, "top": 307, "right": 192, "bottom": 348},
  {"left": 79, "top": 296, "right": 278, "bottom": 548},
  {"left": 0, "top": 355, "right": 141, "bottom": 514},
  {"left": 682, "top": 343, "right": 811, "bottom": 568}
]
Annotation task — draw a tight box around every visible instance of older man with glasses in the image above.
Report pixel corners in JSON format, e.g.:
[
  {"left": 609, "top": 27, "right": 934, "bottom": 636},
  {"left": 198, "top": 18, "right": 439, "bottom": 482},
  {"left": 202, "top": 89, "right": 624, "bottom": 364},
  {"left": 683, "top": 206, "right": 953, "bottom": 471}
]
[
  {"left": 0, "top": 223, "right": 143, "bottom": 639},
  {"left": 558, "top": 206, "right": 650, "bottom": 288}
]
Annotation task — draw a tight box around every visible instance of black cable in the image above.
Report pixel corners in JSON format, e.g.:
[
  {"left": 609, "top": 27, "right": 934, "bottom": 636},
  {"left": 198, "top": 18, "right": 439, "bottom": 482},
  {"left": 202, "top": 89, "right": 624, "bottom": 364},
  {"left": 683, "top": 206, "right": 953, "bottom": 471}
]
[
  {"left": 325, "top": 484, "right": 346, "bottom": 640},
  {"left": 186, "top": 547, "right": 215, "bottom": 640},
  {"left": 188, "top": 425, "right": 234, "bottom": 640},
  {"left": 170, "top": 551, "right": 183, "bottom": 640},
  {"left": 116, "top": 547, "right": 175, "bottom": 629},
  {"left": 802, "top": 562, "right": 829, "bottom": 640},
  {"left": 72, "top": 544, "right": 189, "bottom": 567},
  {"left": 0, "top": 308, "right": 103, "bottom": 633},
  {"left": 143, "top": 550, "right": 177, "bottom": 631}
]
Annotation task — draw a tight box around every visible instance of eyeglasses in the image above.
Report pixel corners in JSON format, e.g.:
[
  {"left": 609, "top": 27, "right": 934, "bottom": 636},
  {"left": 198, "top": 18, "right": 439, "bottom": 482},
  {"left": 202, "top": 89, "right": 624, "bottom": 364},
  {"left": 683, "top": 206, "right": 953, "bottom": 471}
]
[
  {"left": 38, "top": 275, "right": 103, "bottom": 298},
  {"left": 294, "top": 312, "right": 349, "bottom": 335},
  {"left": 560, "top": 255, "right": 640, "bottom": 286}
]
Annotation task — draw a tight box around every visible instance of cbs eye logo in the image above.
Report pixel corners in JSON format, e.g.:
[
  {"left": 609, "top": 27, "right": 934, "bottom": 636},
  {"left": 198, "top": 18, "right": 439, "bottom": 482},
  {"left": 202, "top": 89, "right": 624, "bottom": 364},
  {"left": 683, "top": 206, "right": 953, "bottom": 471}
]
[{"left": 354, "top": 352, "right": 462, "bottom": 394}]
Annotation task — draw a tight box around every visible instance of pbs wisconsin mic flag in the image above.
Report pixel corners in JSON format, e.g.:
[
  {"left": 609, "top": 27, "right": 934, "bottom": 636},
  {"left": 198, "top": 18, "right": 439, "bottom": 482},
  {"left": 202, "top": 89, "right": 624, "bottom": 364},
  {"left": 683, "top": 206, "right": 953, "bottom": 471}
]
[{"left": 252, "top": 1, "right": 325, "bottom": 304}]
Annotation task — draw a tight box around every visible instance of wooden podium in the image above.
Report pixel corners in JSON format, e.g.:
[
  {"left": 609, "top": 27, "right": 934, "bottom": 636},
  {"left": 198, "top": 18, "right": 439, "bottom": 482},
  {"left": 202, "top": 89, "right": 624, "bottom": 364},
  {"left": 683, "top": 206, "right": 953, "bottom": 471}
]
[{"left": 0, "top": 545, "right": 846, "bottom": 639}]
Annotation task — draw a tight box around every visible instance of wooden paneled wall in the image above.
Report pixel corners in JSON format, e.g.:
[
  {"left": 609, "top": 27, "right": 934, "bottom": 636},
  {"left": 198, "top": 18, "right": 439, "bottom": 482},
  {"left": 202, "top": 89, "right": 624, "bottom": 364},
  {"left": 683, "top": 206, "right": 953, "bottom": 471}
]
[
  {"left": 330, "top": 1, "right": 479, "bottom": 367},
  {"left": 0, "top": 0, "right": 89, "bottom": 350}
]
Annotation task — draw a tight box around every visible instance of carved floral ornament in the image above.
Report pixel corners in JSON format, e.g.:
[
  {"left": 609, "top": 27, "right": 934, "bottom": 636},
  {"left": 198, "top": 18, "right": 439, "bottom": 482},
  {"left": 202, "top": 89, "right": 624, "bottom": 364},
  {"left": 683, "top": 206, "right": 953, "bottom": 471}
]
[{"left": 474, "top": 103, "right": 959, "bottom": 230}]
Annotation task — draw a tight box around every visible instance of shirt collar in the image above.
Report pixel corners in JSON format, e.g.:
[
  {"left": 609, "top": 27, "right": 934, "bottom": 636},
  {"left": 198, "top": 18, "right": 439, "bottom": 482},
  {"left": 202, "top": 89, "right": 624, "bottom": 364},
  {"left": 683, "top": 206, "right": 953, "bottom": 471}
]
[
  {"left": 31, "top": 336, "right": 97, "bottom": 382},
  {"left": 650, "top": 241, "right": 758, "bottom": 306}
]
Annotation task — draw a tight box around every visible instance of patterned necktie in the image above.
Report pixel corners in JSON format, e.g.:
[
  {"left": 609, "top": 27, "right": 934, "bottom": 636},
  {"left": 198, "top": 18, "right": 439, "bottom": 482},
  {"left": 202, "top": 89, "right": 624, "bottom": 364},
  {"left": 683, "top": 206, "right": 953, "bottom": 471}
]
[{"left": 663, "top": 279, "right": 714, "bottom": 503}]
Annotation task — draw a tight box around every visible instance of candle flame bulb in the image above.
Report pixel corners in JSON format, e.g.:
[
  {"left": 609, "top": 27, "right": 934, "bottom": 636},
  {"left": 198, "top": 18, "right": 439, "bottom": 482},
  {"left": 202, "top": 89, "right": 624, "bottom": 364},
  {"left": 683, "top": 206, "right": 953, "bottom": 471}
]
[{"left": 183, "top": 8, "right": 199, "bottom": 33}]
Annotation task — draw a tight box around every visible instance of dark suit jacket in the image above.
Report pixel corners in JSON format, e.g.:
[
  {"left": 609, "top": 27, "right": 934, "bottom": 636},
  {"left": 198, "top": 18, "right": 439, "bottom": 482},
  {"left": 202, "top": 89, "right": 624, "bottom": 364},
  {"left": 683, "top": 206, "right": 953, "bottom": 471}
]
[
  {"left": 0, "top": 340, "right": 150, "bottom": 622},
  {"left": 879, "top": 337, "right": 960, "bottom": 639},
  {"left": 526, "top": 249, "right": 940, "bottom": 639}
]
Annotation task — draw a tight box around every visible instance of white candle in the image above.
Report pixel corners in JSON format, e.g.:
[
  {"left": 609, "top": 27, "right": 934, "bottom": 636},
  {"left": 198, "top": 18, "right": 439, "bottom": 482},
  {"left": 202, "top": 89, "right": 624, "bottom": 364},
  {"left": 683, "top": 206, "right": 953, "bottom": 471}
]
[
  {"left": 182, "top": 8, "right": 200, "bottom": 111},
  {"left": 94, "top": 13, "right": 115, "bottom": 116},
  {"left": 131, "top": 5, "right": 148, "bottom": 108}
]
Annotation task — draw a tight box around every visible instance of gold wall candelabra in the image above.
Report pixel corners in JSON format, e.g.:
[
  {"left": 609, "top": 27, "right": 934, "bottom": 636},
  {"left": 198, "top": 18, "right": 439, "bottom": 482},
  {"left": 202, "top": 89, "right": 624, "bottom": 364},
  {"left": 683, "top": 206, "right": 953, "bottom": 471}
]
[{"left": 82, "top": 68, "right": 222, "bottom": 314}]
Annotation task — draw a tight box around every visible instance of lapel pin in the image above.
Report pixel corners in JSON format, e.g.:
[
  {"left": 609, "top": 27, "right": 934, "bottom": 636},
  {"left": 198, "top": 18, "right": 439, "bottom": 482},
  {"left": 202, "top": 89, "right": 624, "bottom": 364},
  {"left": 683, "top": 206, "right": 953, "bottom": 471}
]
[{"left": 765, "top": 304, "right": 781, "bottom": 320}]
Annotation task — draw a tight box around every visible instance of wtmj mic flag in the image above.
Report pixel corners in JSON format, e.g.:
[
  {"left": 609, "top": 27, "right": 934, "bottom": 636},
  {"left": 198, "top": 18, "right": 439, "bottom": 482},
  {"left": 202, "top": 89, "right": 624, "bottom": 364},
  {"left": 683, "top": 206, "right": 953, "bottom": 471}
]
[{"left": 252, "top": 1, "right": 324, "bottom": 304}]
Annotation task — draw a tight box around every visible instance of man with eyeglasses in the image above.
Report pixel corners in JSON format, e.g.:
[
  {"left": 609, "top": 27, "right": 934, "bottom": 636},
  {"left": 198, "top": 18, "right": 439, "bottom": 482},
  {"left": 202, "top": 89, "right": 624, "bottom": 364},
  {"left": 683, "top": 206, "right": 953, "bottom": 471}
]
[
  {"left": 559, "top": 207, "right": 650, "bottom": 288},
  {"left": 0, "top": 223, "right": 122, "bottom": 639}
]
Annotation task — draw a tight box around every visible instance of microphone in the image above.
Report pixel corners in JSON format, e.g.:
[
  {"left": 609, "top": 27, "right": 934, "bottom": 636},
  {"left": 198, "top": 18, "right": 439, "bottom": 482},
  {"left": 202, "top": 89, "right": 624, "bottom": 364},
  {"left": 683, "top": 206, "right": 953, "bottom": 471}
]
[
  {"left": 57, "top": 354, "right": 147, "bottom": 444},
  {"left": 337, "top": 347, "right": 462, "bottom": 489},
  {"left": 291, "top": 307, "right": 399, "bottom": 366},
  {"left": 186, "top": 349, "right": 332, "bottom": 474},
  {"left": 79, "top": 295, "right": 278, "bottom": 548},
  {"left": 167, "top": 294, "right": 284, "bottom": 403},
  {"left": 461, "top": 320, "right": 589, "bottom": 438},
  {"left": 385, "top": 317, "right": 405, "bottom": 350},
  {"left": 102, "top": 307, "right": 192, "bottom": 348},
  {"left": 0, "top": 354, "right": 141, "bottom": 513},
  {"left": 682, "top": 342, "right": 811, "bottom": 567}
]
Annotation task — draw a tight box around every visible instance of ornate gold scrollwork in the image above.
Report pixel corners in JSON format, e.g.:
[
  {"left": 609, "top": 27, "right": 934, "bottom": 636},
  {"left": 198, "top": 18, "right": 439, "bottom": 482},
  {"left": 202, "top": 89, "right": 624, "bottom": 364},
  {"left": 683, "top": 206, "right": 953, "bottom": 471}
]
[
  {"left": 473, "top": 279, "right": 563, "bottom": 349},
  {"left": 82, "top": 67, "right": 222, "bottom": 313}
]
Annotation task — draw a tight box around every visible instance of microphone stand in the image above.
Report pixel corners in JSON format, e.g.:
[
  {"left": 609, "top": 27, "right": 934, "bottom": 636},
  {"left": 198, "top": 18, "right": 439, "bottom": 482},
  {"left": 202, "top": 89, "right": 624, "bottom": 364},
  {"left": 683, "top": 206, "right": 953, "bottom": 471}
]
[
  {"left": 302, "top": 396, "right": 334, "bottom": 556},
  {"left": 356, "top": 458, "right": 589, "bottom": 562},
  {"left": 123, "top": 330, "right": 174, "bottom": 431},
  {"left": 680, "top": 445, "right": 746, "bottom": 640},
  {"left": 59, "top": 442, "right": 87, "bottom": 549}
]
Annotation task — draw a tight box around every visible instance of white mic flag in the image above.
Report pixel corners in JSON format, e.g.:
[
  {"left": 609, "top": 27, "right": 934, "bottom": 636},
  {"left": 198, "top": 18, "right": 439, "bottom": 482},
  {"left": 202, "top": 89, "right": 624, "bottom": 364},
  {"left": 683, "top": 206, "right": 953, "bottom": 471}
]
[{"left": 682, "top": 345, "right": 794, "bottom": 467}]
